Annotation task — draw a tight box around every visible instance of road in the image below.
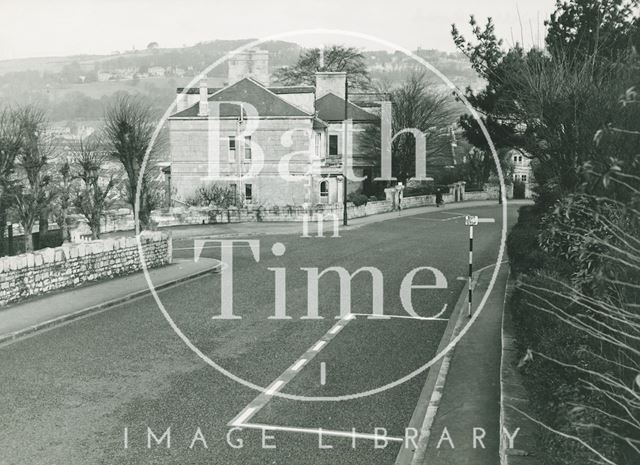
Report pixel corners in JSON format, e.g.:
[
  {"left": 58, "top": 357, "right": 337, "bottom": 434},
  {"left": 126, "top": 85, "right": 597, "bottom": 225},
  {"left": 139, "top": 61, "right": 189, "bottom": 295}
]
[{"left": 0, "top": 204, "right": 519, "bottom": 465}]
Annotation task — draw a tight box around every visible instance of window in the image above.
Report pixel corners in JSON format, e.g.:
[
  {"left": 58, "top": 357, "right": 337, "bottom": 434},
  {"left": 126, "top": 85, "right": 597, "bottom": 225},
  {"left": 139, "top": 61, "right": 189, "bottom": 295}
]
[
  {"left": 244, "top": 135, "right": 251, "bottom": 160},
  {"left": 230, "top": 183, "right": 237, "bottom": 201},
  {"left": 320, "top": 181, "right": 329, "bottom": 197},
  {"left": 329, "top": 134, "right": 339, "bottom": 156},
  {"left": 245, "top": 183, "right": 252, "bottom": 201},
  {"left": 521, "top": 175, "right": 527, "bottom": 182},
  {"left": 228, "top": 136, "right": 236, "bottom": 160}
]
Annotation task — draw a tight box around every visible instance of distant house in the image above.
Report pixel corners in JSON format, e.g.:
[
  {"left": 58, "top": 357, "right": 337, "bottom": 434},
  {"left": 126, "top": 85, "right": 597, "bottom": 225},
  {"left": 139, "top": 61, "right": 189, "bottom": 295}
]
[
  {"left": 97, "top": 71, "right": 113, "bottom": 82},
  {"left": 167, "top": 50, "right": 385, "bottom": 206},
  {"left": 509, "top": 150, "right": 534, "bottom": 198},
  {"left": 148, "top": 66, "right": 165, "bottom": 77}
]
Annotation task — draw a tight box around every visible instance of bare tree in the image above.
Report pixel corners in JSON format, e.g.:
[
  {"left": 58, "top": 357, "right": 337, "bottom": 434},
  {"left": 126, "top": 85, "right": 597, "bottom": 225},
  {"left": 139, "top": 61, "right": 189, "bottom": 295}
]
[
  {"left": 0, "top": 107, "right": 23, "bottom": 255},
  {"left": 103, "top": 95, "right": 164, "bottom": 229},
  {"left": 10, "top": 106, "right": 55, "bottom": 252},
  {"left": 55, "top": 159, "right": 72, "bottom": 242},
  {"left": 72, "top": 138, "right": 115, "bottom": 239},
  {"left": 362, "top": 72, "right": 457, "bottom": 184}
]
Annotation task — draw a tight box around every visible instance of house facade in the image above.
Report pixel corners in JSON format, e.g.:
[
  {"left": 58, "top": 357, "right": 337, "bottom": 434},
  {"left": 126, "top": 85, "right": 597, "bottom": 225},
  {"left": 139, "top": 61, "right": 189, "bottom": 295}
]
[
  {"left": 168, "top": 51, "right": 383, "bottom": 207},
  {"left": 509, "top": 149, "right": 535, "bottom": 198}
]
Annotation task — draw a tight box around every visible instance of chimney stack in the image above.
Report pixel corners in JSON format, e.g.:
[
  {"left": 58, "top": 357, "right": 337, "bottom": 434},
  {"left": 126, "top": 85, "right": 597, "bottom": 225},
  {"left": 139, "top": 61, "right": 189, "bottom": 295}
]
[
  {"left": 315, "top": 71, "right": 346, "bottom": 100},
  {"left": 227, "top": 49, "right": 270, "bottom": 85},
  {"left": 198, "top": 80, "right": 208, "bottom": 117}
]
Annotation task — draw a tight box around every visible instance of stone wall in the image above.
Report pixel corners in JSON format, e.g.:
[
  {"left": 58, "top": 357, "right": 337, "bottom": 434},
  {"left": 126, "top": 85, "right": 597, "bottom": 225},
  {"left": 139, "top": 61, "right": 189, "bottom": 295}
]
[{"left": 0, "top": 232, "right": 171, "bottom": 306}]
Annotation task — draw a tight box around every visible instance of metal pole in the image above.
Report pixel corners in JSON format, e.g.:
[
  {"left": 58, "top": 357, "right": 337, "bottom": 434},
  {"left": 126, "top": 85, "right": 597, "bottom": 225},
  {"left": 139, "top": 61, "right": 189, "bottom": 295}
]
[
  {"left": 7, "top": 223, "right": 14, "bottom": 256},
  {"left": 342, "top": 75, "right": 348, "bottom": 226},
  {"left": 468, "top": 224, "right": 473, "bottom": 317}
]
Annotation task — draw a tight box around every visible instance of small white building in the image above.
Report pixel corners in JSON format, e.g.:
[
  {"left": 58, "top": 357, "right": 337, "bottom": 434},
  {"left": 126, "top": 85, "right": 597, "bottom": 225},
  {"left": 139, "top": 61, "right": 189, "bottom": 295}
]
[{"left": 509, "top": 150, "right": 534, "bottom": 198}]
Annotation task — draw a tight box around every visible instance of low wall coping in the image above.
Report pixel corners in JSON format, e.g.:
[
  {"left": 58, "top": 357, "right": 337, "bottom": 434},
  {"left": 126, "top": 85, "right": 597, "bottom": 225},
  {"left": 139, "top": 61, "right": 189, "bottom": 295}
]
[{"left": 0, "top": 232, "right": 169, "bottom": 275}]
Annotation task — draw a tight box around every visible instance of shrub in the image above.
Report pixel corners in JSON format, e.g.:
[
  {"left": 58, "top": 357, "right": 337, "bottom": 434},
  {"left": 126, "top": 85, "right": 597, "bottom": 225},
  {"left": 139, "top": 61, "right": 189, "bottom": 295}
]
[
  {"left": 404, "top": 184, "right": 436, "bottom": 197},
  {"left": 187, "top": 184, "right": 243, "bottom": 209},
  {"left": 506, "top": 205, "right": 547, "bottom": 276},
  {"left": 347, "top": 192, "right": 368, "bottom": 206}
]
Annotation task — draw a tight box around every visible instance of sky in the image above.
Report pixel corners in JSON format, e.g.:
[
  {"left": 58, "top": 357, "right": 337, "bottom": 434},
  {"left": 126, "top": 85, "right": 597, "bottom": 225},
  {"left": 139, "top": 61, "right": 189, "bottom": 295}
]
[{"left": 0, "top": 0, "right": 558, "bottom": 60}]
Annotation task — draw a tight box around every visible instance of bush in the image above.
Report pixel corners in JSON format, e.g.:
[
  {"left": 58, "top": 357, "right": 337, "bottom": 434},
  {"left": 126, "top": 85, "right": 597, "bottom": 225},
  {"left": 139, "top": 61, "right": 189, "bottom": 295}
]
[
  {"left": 5, "top": 229, "right": 63, "bottom": 257},
  {"left": 404, "top": 184, "right": 437, "bottom": 197},
  {"left": 347, "top": 192, "right": 368, "bottom": 206},
  {"left": 186, "top": 183, "right": 243, "bottom": 208},
  {"left": 506, "top": 205, "right": 547, "bottom": 276},
  {"left": 508, "top": 200, "right": 639, "bottom": 465}
]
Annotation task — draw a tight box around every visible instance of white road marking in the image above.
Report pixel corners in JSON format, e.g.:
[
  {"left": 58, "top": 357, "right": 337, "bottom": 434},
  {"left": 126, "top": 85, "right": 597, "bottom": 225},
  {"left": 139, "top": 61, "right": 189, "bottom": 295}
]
[
  {"left": 230, "top": 407, "right": 256, "bottom": 427},
  {"left": 227, "top": 315, "right": 356, "bottom": 428},
  {"left": 173, "top": 244, "right": 256, "bottom": 251},
  {"left": 311, "top": 340, "right": 326, "bottom": 351},
  {"left": 266, "top": 380, "right": 285, "bottom": 396},
  {"left": 350, "top": 304, "right": 449, "bottom": 321},
  {"left": 291, "top": 358, "right": 307, "bottom": 371},
  {"left": 236, "top": 422, "right": 405, "bottom": 443},
  {"left": 320, "top": 362, "right": 326, "bottom": 386},
  {"left": 329, "top": 324, "right": 343, "bottom": 334}
]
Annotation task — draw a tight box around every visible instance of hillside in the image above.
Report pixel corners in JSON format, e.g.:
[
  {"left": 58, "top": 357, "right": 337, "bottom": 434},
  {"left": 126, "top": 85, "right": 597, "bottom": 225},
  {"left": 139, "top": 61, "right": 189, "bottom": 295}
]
[{"left": 0, "top": 39, "right": 482, "bottom": 123}]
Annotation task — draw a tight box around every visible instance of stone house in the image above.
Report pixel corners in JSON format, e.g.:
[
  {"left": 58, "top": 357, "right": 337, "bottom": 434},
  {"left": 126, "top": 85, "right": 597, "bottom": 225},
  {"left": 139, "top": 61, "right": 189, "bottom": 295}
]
[
  {"left": 167, "top": 50, "right": 384, "bottom": 207},
  {"left": 509, "top": 149, "right": 534, "bottom": 198}
]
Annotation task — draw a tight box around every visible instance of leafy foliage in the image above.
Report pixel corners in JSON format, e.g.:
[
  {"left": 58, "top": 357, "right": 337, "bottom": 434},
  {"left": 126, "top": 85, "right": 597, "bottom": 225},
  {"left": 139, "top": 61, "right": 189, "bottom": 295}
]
[{"left": 273, "top": 45, "right": 371, "bottom": 90}]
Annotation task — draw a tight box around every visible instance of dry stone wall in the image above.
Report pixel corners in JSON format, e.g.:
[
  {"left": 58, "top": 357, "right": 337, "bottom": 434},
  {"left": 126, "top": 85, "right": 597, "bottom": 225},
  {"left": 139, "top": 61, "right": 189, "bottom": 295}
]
[{"left": 0, "top": 232, "right": 171, "bottom": 306}]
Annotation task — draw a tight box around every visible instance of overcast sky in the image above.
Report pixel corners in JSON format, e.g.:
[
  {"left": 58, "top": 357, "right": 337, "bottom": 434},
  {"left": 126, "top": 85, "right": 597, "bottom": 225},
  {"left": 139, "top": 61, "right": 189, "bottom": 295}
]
[{"left": 0, "top": 0, "right": 558, "bottom": 60}]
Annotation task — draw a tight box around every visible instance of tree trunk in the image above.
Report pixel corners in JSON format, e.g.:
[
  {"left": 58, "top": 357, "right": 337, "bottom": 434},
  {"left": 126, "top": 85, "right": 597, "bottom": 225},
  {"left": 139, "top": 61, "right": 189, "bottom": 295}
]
[
  {"left": 91, "top": 220, "right": 100, "bottom": 240},
  {"left": 23, "top": 226, "right": 34, "bottom": 252},
  {"left": 60, "top": 208, "right": 69, "bottom": 242},
  {"left": 0, "top": 203, "right": 6, "bottom": 256},
  {"left": 39, "top": 207, "right": 49, "bottom": 235}
]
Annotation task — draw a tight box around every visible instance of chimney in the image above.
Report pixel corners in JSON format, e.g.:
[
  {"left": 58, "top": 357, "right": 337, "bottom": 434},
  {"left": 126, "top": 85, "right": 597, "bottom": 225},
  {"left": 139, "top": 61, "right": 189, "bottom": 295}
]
[
  {"left": 198, "top": 80, "right": 208, "bottom": 117},
  {"left": 315, "top": 71, "right": 346, "bottom": 100},
  {"left": 228, "top": 49, "right": 270, "bottom": 85}
]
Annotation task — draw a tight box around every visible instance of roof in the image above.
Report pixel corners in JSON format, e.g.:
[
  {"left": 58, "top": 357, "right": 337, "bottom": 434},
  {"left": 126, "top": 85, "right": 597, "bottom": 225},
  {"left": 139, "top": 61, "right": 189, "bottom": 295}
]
[
  {"left": 269, "top": 86, "right": 315, "bottom": 94},
  {"left": 315, "top": 92, "right": 379, "bottom": 123},
  {"left": 176, "top": 85, "right": 315, "bottom": 95},
  {"left": 172, "top": 78, "right": 312, "bottom": 118},
  {"left": 313, "top": 118, "right": 328, "bottom": 129}
]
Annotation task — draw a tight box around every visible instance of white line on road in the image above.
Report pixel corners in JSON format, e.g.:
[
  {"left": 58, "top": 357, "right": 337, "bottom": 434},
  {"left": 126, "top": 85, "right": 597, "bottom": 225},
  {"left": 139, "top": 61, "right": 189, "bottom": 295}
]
[
  {"left": 236, "top": 422, "right": 405, "bottom": 443},
  {"left": 311, "top": 340, "right": 326, "bottom": 352},
  {"left": 266, "top": 380, "right": 285, "bottom": 396},
  {"left": 329, "top": 325, "right": 343, "bottom": 334},
  {"left": 291, "top": 359, "right": 307, "bottom": 371},
  {"left": 320, "top": 362, "right": 326, "bottom": 386},
  {"left": 227, "top": 314, "right": 356, "bottom": 428},
  {"left": 350, "top": 304, "right": 449, "bottom": 321},
  {"left": 173, "top": 244, "right": 256, "bottom": 251},
  {"left": 231, "top": 407, "right": 256, "bottom": 427}
]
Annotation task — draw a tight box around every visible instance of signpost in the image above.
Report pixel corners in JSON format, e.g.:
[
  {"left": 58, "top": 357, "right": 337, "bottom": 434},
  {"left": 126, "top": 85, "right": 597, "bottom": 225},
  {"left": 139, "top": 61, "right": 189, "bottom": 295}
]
[{"left": 464, "top": 215, "right": 495, "bottom": 317}]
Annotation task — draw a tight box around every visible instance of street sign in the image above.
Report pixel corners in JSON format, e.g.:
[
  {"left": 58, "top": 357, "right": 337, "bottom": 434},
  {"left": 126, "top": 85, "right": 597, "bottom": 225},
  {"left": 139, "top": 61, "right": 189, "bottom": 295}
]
[
  {"left": 465, "top": 215, "right": 478, "bottom": 226},
  {"left": 464, "top": 216, "right": 494, "bottom": 317}
]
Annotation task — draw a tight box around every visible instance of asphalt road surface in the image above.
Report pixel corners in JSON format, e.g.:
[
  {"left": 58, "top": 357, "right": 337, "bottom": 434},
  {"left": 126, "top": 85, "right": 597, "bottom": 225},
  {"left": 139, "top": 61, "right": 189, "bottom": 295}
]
[{"left": 0, "top": 204, "right": 519, "bottom": 465}]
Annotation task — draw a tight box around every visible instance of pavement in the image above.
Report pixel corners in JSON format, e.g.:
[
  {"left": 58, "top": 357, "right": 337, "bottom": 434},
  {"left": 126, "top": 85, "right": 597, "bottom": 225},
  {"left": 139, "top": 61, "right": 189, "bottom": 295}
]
[
  {"left": 0, "top": 202, "right": 526, "bottom": 465},
  {"left": 412, "top": 263, "right": 510, "bottom": 465},
  {"left": 103, "top": 200, "right": 531, "bottom": 240},
  {"left": 0, "top": 258, "right": 222, "bottom": 345}
]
